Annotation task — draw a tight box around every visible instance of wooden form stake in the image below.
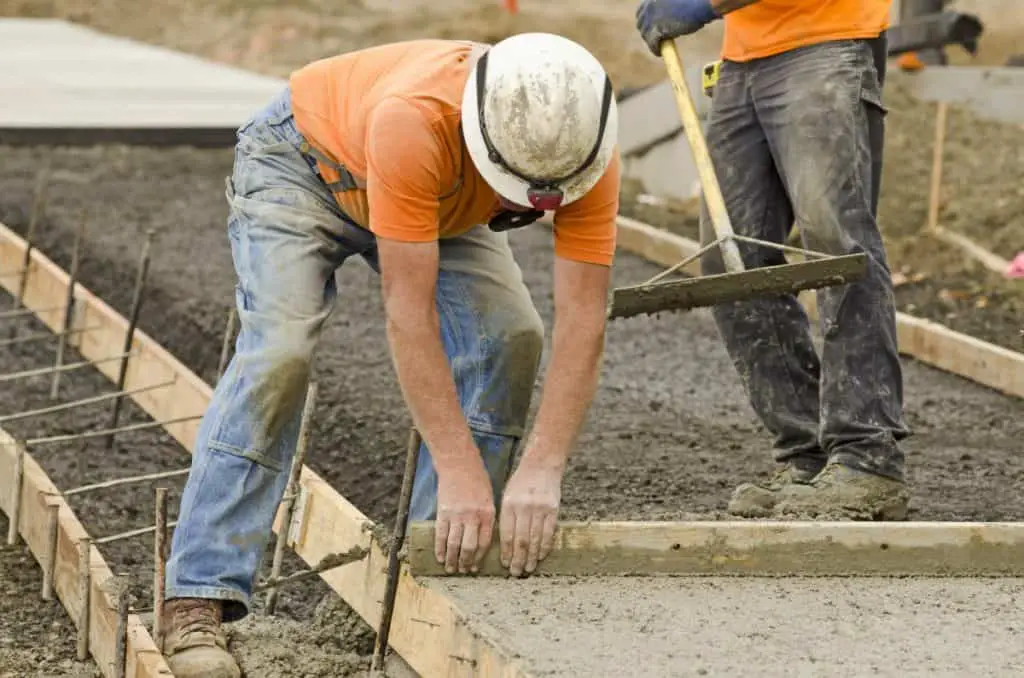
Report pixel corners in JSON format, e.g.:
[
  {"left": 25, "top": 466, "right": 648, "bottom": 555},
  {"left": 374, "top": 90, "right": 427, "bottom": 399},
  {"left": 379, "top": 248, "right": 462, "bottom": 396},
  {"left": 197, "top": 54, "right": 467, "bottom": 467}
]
[
  {"left": 265, "top": 381, "right": 318, "bottom": 615},
  {"left": 6, "top": 442, "right": 24, "bottom": 546},
  {"left": 114, "top": 583, "right": 132, "bottom": 678},
  {"left": 105, "top": 230, "right": 154, "bottom": 449},
  {"left": 76, "top": 537, "right": 91, "bottom": 661},
  {"left": 51, "top": 215, "right": 86, "bottom": 399},
  {"left": 153, "top": 487, "right": 168, "bottom": 650},
  {"left": 42, "top": 502, "right": 59, "bottom": 600}
]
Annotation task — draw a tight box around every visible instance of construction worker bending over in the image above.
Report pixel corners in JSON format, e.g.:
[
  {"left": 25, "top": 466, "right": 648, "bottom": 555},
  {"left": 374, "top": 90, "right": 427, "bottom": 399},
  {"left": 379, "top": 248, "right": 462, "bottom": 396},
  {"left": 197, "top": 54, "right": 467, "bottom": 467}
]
[
  {"left": 636, "top": 0, "right": 911, "bottom": 520},
  {"left": 160, "top": 34, "right": 620, "bottom": 678}
]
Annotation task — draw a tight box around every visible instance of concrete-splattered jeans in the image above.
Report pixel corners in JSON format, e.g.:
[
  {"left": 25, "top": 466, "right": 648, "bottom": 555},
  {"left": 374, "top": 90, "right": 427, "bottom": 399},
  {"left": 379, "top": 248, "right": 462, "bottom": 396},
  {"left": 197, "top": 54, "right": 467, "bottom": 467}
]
[
  {"left": 165, "top": 87, "right": 544, "bottom": 621},
  {"left": 700, "top": 39, "right": 909, "bottom": 481}
]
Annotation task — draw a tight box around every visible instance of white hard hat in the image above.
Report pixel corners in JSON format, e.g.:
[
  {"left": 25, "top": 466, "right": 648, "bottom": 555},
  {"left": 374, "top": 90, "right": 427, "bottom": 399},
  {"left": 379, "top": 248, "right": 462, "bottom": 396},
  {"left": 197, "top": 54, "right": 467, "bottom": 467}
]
[{"left": 461, "top": 33, "right": 618, "bottom": 210}]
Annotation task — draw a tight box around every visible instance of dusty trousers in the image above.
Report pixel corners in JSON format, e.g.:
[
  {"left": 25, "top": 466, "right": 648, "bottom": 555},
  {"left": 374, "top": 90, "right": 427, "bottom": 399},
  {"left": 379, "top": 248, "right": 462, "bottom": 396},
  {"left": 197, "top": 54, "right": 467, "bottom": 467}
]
[
  {"left": 164, "top": 87, "right": 545, "bottom": 622},
  {"left": 698, "top": 38, "right": 909, "bottom": 481}
]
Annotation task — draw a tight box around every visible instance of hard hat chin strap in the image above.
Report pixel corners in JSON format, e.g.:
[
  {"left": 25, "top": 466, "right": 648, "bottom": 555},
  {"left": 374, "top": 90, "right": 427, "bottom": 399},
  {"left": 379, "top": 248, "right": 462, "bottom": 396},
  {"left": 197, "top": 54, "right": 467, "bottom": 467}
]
[{"left": 474, "top": 50, "right": 614, "bottom": 212}]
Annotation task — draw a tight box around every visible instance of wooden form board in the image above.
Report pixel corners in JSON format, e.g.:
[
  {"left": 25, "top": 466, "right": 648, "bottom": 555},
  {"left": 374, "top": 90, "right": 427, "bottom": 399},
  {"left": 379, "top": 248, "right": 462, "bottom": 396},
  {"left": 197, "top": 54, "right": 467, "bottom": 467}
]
[
  {"left": 0, "top": 429, "right": 172, "bottom": 677},
  {"left": 611, "top": 217, "right": 1024, "bottom": 400},
  {"left": 0, "top": 221, "right": 532, "bottom": 678},
  {"left": 407, "top": 520, "right": 1024, "bottom": 577}
]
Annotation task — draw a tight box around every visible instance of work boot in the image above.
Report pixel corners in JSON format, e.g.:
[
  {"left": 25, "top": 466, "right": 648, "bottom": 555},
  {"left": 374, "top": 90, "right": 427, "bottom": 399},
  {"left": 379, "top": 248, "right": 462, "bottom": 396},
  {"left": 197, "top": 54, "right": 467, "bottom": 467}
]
[
  {"left": 727, "top": 460, "right": 824, "bottom": 518},
  {"left": 773, "top": 461, "right": 910, "bottom": 520},
  {"left": 161, "top": 597, "right": 241, "bottom": 678}
]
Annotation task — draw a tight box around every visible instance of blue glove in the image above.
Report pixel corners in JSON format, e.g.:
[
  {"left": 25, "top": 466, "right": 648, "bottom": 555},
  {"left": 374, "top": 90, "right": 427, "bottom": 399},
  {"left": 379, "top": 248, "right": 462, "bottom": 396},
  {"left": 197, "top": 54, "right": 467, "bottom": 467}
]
[{"left": 635, "top": 0, "right": 721, "bottom": 55}]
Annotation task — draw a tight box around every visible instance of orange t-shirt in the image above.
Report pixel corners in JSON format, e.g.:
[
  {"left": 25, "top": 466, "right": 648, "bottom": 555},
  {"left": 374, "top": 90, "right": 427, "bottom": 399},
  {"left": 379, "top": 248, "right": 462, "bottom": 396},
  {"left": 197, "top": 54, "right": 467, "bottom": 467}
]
[
  {"left": 721, "top": 0, "right": 891, "bottom": 62},
  {"left": 288, "top": 39, "right": 620, "bottom": 266}
]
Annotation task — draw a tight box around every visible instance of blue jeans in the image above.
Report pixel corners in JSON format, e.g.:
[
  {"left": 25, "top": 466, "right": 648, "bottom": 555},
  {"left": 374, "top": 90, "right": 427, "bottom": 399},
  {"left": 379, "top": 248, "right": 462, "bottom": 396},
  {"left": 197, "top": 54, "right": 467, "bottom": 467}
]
[
  {"left": 165, "top": 87, "right": 544, "bottom": 621},
  {"left": 699, "top": 39, "right": 909, "bottom": 481}
]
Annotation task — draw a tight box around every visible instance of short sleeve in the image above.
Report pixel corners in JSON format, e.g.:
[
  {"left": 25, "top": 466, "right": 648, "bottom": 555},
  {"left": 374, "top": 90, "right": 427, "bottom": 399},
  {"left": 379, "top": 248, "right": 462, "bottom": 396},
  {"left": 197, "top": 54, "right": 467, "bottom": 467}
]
[
  {"left": 365, "top": 97, "right": 444, "bottom": 242},
  {"left": 551, "top": 149, "right": 621, "bottom": 266}
]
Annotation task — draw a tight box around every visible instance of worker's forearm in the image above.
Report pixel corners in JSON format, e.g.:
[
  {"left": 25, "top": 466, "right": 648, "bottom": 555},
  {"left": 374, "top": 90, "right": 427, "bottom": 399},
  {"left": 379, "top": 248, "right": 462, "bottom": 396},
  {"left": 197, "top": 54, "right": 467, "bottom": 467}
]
[
  {"left": 520, "top": 310, "right": 605, "bottom": 472},
  {"left": 385, "top": 307, "right": 479, "bottom": 476},
  {"left": 711, "top": 0, "right": 761, "bottom": 14}
]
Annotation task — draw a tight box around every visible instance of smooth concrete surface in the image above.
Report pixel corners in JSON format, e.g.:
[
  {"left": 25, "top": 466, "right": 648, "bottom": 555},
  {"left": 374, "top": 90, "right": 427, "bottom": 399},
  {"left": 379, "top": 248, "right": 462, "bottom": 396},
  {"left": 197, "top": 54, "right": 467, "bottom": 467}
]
[{"left": 0, "top": 18, "right": 284, "bottom": 144}]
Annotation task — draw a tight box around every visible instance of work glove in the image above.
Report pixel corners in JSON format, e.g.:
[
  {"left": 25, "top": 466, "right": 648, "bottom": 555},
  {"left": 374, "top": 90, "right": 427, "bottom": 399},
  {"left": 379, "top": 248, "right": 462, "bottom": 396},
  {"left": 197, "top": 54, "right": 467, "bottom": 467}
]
[{"left": 635, "top": 0, "right": 721, "bottom": 56}]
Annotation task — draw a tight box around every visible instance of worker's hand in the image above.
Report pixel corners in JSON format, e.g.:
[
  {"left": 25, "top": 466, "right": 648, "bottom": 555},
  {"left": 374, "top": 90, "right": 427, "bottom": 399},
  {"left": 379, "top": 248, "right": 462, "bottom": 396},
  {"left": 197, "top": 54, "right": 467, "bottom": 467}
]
[
  {"left": 498, "top": 460, "right": 563, "bottom": 577},
  {"left": 435, "top": 461, "right": 496, "bottom": 575},
  {"left": 635, "top": 0, "right": 721, "bottom": 56}
]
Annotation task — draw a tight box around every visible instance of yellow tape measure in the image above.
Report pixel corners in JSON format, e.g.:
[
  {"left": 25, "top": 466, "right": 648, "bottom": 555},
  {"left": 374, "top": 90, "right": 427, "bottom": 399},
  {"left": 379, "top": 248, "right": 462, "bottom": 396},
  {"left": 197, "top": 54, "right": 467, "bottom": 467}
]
[{"left": 701, "top": 60, "right": 721, "bottom": 98}]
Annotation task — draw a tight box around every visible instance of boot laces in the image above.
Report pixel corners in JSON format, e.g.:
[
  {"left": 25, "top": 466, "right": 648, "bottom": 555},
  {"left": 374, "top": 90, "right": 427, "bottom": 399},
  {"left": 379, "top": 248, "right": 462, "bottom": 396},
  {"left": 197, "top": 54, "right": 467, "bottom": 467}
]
[{"left": 173, "top": 599, "right": 221, "bottom": 642}]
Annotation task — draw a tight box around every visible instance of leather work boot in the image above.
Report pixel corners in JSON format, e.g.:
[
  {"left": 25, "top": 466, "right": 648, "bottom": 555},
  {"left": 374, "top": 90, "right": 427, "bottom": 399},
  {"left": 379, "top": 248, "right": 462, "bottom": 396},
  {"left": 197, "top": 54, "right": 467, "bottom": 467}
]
[
  {"left": 161, "top": 598, "right": 241, "bottom": 678},
  {"left": 773, "top": 461, "right": 910, "bottom": 520},
  {"left": 727, "top": 461, "right": 823, "bottom": 518}
]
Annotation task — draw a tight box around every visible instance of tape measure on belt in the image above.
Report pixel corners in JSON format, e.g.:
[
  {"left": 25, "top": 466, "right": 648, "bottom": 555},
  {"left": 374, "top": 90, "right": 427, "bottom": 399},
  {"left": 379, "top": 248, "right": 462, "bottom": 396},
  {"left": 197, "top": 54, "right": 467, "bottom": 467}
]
[{"left": 702, "top": 60, "right": 722, "bottom": 98}]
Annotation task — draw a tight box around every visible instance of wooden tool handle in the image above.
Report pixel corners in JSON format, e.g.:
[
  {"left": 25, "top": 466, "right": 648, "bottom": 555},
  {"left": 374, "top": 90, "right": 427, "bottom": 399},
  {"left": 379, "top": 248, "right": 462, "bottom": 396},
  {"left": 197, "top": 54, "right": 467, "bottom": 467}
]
[{"left": 659, "top": 40, "right": 744, "bottom": 273}]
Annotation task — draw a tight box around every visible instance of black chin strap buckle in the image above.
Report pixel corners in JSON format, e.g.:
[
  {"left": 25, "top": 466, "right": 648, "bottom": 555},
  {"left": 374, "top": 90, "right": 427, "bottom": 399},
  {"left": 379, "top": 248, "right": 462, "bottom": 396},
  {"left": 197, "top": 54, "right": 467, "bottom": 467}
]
[{"left": 487, "top": 209, "right": 545, "bottom": 232}]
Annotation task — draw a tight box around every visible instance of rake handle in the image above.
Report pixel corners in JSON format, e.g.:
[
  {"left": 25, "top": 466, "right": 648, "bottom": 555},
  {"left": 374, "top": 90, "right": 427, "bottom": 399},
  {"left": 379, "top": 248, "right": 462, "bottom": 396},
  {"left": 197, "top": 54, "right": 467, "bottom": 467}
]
[{"left": 659, "top": 39, "right": 745, "bottom": 274}]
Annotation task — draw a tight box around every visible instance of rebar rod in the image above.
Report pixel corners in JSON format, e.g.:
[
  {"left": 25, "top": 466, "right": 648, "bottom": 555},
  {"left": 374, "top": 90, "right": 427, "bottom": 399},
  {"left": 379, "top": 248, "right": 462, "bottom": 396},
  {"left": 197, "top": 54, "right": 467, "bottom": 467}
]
[
  {"left": 216, "top": 307, "right": 237, "bottom": 383},
  {"left": 24, "top": 415, "right": 201, "bottom": 447},
  {"left": 253, "top": 546, "right": 368, "bottom": 593},
  {"left": 0, "top": 351, "right": 136, "bottom": 384},
  {"left": 63, "top": 468, "right": 190, "bottom": 497},
  {"left": 0, "top": 379, "right": 174, "bottom": 425},
  {"left": 9, "top": 164, "right": 50, "bottom": 340},
  {"left": 105, "top": 230, "right": 154, "bottom": 448},
  {"left": 94, "top": 520, "right": 178, "bottom": 546},
  {"left": 0, "top": 304, "right": 64, "bottom": 321},
  {"left": 51, "top": 215, "right": 87, "bottom": 399},
  {"left": 265, "top": 381, "right": 318, "bottom": 615},
  {"left": 0, "top": 323, "right": 100, "bottom": 349}
]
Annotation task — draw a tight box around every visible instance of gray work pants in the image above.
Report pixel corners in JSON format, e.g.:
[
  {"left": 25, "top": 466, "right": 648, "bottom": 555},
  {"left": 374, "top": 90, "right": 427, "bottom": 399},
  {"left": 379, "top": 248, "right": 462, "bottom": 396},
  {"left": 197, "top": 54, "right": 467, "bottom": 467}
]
[{"left": 699, "top": 37, "right": 909, "bottom": 481}]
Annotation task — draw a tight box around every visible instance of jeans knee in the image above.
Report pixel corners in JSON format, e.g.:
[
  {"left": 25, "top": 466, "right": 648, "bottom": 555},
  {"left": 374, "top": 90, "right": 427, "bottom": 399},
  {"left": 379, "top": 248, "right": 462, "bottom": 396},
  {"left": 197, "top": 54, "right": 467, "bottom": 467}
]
[
  {"left": 208, "top": 341, "right": 314, "bottom": 470},
  {"left": 470, "top": 309, "right": 543, "bottom": 436}
]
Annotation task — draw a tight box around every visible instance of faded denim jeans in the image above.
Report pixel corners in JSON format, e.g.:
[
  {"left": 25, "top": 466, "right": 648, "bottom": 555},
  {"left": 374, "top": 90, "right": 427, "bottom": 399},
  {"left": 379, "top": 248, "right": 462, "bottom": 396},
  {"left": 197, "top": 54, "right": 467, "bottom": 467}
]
[
  {"left": 165, "top": 87, "right": 544, "bottom": 621},
  {"left": 699, "top": 38, "right": 909, "bottom": 481}
]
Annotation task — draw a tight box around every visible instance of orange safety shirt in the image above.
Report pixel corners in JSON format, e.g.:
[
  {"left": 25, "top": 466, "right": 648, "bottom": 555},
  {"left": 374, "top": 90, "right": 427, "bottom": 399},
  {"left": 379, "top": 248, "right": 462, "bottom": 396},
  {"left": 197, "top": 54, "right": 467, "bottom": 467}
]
[
  {"left": 721, "top": 0, "right": 891, "bottom": 62},
  {"left": 288, "top": 39, "right": 621, "bottom": 267}
]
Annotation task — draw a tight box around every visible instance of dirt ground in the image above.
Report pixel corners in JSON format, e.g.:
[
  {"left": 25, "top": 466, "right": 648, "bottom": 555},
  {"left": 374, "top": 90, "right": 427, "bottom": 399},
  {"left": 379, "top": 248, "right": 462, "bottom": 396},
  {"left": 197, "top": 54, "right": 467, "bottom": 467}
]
[
  {"left": 1, "top": 144, "right": 1023, "bottom": 676},
  {"left": 0, "top": 0, "right": 1022, "bottom": 676}
]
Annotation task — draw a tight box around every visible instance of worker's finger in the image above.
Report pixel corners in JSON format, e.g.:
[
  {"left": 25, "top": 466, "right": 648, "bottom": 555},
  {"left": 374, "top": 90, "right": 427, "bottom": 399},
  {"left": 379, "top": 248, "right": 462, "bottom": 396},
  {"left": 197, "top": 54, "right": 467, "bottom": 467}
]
[
  {"left": 458, "top": 518, "right": 479, "bottom": 574},
  {"left": 509, "top": 512, "right": 532, "bottom": 577},
  {"left": 444, "top": 521, "right": 465, "bottom": 575},
  {"left": 434, "top": 515, "right": 451, "bottom": 564},
  {"left": 474, "top": 515, "right": 494, "bottom": 573},
  {"left": 499, "top": 507, "right": 516, "bottom": 568},
  {"left": 538, "top": 512, "right": 558, "bottom": 562},
  {"left": 524, "top": 516, "right": 548, "bottom": 573}
]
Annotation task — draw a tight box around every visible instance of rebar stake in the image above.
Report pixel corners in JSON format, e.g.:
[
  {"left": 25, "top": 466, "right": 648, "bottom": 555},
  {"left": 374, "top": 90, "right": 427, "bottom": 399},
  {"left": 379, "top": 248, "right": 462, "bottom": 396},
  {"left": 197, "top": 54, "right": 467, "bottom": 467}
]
[
  {"left": 9, "top": 164, "right": 50, "bottom": 340},
  {"left": 76, "top": 537, "right": 92, "bottom": 661},
  {"left": 370, "top": 426, "right": 422, "bottom": 672},
  {"left": 42, "top": 502, "right": 59, "bottom": 600},
  {"left": 114, "top": 581, "right": 132, "bottom": 678},
  {"left": 6, "top": 442, "right": 25, "bottom": 546},
  {"left": 51, "top": 214, "right": 87, "bottom": 399},
  {"left": 153, "top": 487, "right": 168, "bottom": 651},
  {"left": 0, "top": 351, "right": 135, "bottom": 385},
  {"left": 216, "top": 307, "right": 237, "bottom": 383},
  {"left": 105, "top": 230, "right": 154, "bottom": 449},
  {"left": 265, "top": 381, "right": 318, "bottom": 616}
]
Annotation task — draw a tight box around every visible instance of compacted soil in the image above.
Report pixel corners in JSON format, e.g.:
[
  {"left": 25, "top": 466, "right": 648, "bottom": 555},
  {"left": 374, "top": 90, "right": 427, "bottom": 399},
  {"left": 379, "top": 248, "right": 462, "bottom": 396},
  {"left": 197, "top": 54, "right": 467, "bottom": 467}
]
[{"left": 1, "top": 144, "right": 1023, "bottom": 675}]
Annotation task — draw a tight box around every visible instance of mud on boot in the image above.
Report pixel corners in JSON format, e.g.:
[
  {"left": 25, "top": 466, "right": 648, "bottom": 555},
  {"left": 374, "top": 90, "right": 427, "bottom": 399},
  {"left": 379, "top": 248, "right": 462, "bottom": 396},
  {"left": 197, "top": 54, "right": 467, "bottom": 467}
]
[
  {"left": 772, "top": 461, "right": 910, "bottom": 520},
  {"left": 727, "top": 460, "right": 824, "bottom": 518},
  {"left": 161, "top": 597, "right": 241, "bottom": 678}
]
